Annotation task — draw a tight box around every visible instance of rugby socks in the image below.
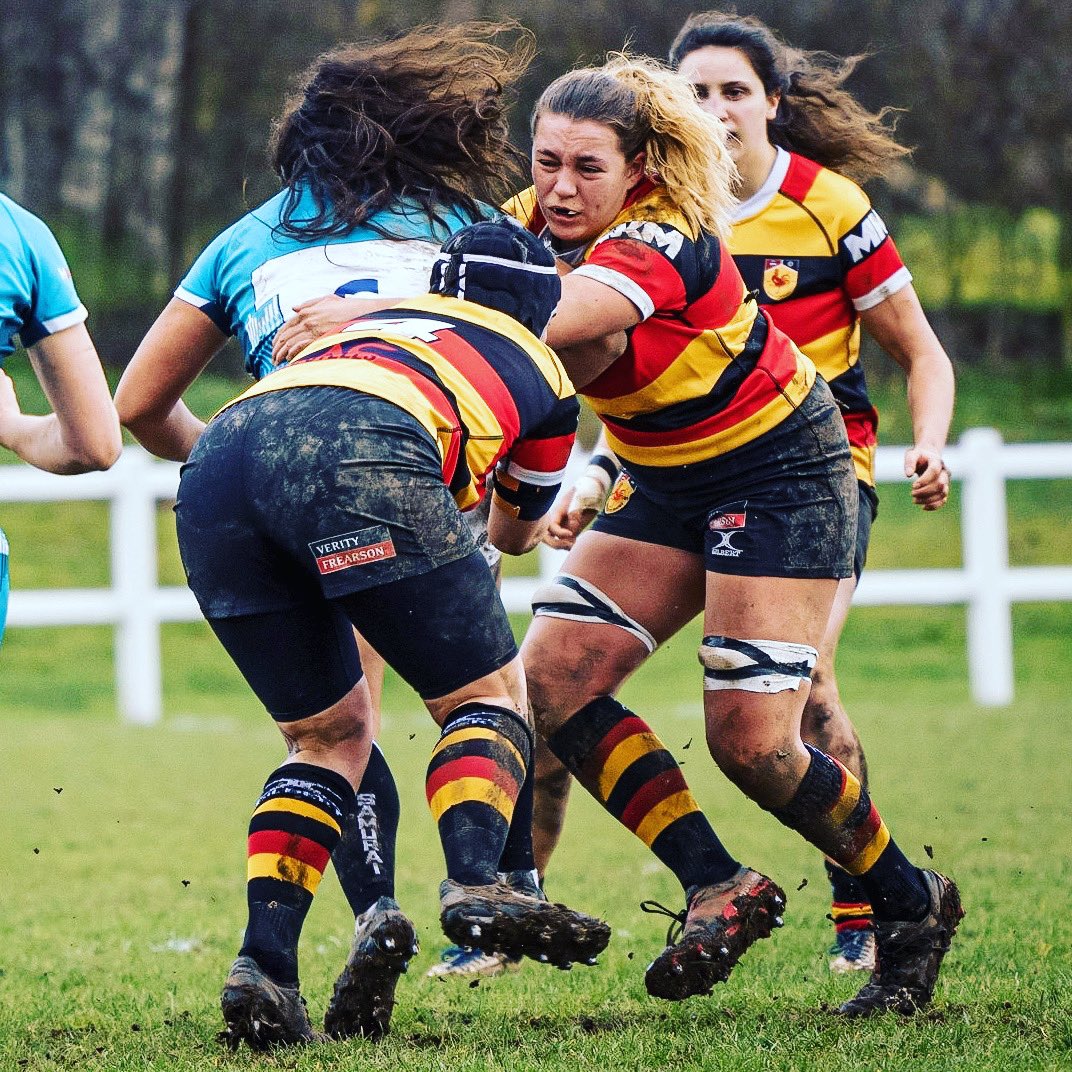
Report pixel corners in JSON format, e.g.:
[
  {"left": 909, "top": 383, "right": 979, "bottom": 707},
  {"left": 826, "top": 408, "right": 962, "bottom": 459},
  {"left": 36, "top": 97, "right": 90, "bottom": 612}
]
[
  {"left": 240, "top": 762, "right": 352, "bottom": 986},
  {"left": 772, "top": 746, "right": 929, "bottom": 921},
  {"left": 546, "top": 696, "right": 741, "bottom": 892},
  {"left": 497, "top": 746, "right": 537, "bottom": 877},
  {"left": 426, "top": 703, "right": 533, "bottom": 886},
  {"left": 825, "top": 861, "right": 875, "bottom": 936},
  {"left": 332, "top": 743, "right": 399, "bottom": 915}
]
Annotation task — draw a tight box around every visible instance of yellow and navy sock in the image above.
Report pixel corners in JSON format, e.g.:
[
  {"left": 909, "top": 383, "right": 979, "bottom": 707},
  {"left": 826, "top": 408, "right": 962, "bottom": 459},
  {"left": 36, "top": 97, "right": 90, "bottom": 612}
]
[
  {"left": 773, "top": 746, "right": 928, "bottom": 921},
  {"left": 426, "top": 704, "right": 532, "bottom": 886},
  {"left": 547, "top": 697, "right": 740, "bottom": 891},
  {"left": 241, "top": 762, "right": 353, "bottom": 986},
  {"left": 825, "top": 860, "right": 874, "bottom": 936},
  {"left": 332, "top": 743, "right": 399, "bottom": 915}
]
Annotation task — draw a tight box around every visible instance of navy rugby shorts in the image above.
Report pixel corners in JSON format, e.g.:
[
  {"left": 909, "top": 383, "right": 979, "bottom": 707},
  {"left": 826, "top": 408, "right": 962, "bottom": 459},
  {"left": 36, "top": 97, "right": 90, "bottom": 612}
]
[
  {"left": 592, "top": 380, "right": 858, "bottom": 580},
  {"left": 176, "top": 388, "right": 516, "bottom": 717}
]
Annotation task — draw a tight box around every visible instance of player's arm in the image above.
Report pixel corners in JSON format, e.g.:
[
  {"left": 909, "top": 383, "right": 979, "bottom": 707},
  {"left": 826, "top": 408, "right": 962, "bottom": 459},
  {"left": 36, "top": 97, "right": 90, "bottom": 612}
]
[
  {"left": 544, "top": 275, "right": 638, "bottom": 388},
  {"left": 271, "top": 294, "right": 402, "bottom": 365},
  {"left": 543, "top": 426, "right": 621, "bottom": 550},
  {"left": 860, "top": 284, "right": 955, "bottom": 511},
  {"left": 488, "top": 397, "right": 579, "bottom": 555},
  {"left": 0, "top": 323, "right": 121, "bottom": 474},
  {"left": 114, "top": 298, "right": 228, "bottom": 462}
]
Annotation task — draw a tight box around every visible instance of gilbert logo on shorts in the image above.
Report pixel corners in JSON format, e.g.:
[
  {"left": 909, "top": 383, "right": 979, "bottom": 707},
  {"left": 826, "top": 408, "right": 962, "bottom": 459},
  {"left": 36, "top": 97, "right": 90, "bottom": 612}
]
[
  {"left": 309, "top": 526, "right": 396, "bottom": 575},
  {"left": 708, "top": 502, "right": 747, "bottom": 558}
]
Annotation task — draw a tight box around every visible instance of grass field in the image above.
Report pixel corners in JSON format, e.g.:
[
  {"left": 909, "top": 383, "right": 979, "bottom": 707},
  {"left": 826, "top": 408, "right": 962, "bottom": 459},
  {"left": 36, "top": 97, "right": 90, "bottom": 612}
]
[
  {"left": 2, "top": 363, "right": 1071, "bottom": 1068},
  {"left": 3, "top": 602, "right": 1072, "bottom": 1071}
]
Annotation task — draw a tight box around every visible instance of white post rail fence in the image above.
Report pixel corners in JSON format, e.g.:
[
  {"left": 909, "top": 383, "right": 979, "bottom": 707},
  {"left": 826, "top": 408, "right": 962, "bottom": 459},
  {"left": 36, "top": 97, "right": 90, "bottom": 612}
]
[{"left": 3, "top": 428, "right": 1071, "bottom": 722}]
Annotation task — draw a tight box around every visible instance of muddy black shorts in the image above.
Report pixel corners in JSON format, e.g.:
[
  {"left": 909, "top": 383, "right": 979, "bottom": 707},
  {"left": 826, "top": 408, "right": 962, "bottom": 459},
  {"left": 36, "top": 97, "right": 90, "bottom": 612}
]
[
  {"left": 592, "top": 380, "right": 858, "bottom": 580},
  {"left": 175, "top": 388, "right": 516, "bottom": 717},
  {"left": 854, "top": 481, "right": 879, "bottom": 581}
]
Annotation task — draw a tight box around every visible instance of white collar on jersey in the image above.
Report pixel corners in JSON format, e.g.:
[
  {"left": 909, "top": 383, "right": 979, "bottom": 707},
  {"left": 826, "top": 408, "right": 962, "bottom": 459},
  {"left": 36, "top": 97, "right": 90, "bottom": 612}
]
[{"left": 731, "top": 146, "right": 792, "bottom": 224}]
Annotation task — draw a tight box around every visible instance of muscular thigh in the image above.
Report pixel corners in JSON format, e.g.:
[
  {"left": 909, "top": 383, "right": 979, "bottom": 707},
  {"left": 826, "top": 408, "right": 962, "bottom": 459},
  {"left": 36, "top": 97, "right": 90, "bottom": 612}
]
[{"left": 522, "top": 530, "right": 705, "bottom": 717}]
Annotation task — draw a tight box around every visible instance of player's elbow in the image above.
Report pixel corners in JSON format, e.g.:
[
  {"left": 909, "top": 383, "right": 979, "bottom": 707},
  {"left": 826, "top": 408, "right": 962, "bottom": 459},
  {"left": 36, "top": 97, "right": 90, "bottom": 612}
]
[
  {"left": 488, "top": 514, "right": 545, "bottom": 557},
  {"left": 66, "top": 423, "right": 123, "bottom": 473}
]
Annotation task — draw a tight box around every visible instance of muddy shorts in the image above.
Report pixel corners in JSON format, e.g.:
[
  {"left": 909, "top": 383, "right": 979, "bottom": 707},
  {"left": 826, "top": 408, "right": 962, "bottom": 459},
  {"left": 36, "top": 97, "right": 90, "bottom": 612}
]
[
  {"left": 175, "top": 388, "right": 517, "bottom": 717},
  {"left": 854, "top": 481, "right": 879, "bottom": 581},
  {"left": 592, "top": 380, "right": 858, "bottom": 580}
]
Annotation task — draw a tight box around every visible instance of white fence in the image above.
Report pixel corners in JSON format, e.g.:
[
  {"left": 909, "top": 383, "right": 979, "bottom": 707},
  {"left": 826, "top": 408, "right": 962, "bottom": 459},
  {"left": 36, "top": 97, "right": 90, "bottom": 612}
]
[{"left": 3, "top": 428, "right": 1071, "bottom": 722}]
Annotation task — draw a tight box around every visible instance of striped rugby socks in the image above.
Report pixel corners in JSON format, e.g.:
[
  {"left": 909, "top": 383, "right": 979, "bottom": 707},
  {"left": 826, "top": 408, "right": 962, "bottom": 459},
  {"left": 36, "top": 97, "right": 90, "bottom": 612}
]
[
  {"left": 426, "top": 703, "right": 533, "bottom": 886},
  {"left": 774, "top": 746, "right": 928, "bottom": 921},
  {"left": 240, "top": 762, "right": 353, "bottom": 986},
  {"left": 546, "top": 696, "right": 740, "bottom": 891}
]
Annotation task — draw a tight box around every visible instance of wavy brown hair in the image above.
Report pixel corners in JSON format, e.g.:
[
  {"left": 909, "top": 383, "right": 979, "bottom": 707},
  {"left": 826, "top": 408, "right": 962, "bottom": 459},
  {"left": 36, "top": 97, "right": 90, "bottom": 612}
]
[
  {"left": 269, "top": 22, "right": 534, "bottom": 239},
  {"left": 669, "top": 11, "right": 909, "bottom": 184}
]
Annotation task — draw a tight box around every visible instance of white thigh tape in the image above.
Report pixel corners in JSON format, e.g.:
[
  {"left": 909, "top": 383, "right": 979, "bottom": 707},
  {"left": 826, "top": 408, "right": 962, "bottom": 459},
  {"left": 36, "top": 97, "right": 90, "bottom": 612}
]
[
  {"left": 532, "top": 573, "right": 656, "bottom": 653},
  {"left": 699, "top": 635, "right": 818, "bottom": 693}
]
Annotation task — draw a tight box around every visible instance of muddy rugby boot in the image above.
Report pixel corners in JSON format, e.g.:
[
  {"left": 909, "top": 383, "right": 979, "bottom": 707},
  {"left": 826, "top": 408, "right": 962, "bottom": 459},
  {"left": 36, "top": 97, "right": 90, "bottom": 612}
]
[
  {"left": 643, "top": 867, "right": 786, "bottom": 1000},
  {"left": 219, "top": 955, "right": 321, "bottom": 1051},
  {"left": 836, "top": 870, "right": 963, "bottom": 1017},
  {"left": 439, "top": 877, "right": 610, "bottom": 969},
  {"left": 324, "top": 896, "right": 419, "bottom": 1040}
]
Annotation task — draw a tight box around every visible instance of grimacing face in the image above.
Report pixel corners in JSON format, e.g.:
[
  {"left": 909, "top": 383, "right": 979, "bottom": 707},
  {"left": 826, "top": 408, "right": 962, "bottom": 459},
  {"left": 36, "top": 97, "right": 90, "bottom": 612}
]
[
  {"left": 676, "top": 45, "right": 779, "bottom": 172},
  {"left": 531, "top": 112, "right": 646, "bottom": 247}
]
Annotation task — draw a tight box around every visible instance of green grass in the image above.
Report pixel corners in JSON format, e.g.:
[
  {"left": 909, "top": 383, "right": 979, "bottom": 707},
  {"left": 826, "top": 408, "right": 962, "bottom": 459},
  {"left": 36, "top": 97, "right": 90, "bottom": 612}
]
[{"left": 2, "top": 605, "right": 1071, "bottom": 1070}]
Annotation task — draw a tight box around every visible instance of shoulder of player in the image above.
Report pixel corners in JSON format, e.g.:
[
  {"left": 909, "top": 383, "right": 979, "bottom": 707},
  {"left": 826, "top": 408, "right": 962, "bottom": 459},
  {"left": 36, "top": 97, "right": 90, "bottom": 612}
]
[{"left": 783, "top": 154, "right": 873, "bottom": 237}]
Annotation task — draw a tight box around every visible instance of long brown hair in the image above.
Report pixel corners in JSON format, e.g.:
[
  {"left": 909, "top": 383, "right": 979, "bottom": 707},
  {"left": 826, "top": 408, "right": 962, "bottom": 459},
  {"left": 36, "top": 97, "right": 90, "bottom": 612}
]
[
  {"left": 670, "top": 11, "right": 909, "bottom": 184},
  {"left": 269, "top": 22, "right": 533, "bottom": 239}
]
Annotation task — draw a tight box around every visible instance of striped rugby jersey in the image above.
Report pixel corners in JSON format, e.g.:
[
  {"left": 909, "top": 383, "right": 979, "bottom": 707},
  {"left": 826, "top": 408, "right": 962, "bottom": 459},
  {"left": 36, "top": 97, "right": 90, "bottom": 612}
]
[
  {"left": 505, "top": 181, "right": 814, "bottom": 468},
  {"left": 728, "top": 148, "right": 912, "bottom": 484},
  {"left": 219, "top": 294, "right": 578, "bottom": 515}
]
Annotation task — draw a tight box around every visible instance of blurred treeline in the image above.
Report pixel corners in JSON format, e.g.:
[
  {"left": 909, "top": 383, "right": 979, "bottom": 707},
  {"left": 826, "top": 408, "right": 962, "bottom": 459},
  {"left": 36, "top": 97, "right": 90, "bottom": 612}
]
[{"left": 1, "top": 0, "right": 1069, "bottom": 372}]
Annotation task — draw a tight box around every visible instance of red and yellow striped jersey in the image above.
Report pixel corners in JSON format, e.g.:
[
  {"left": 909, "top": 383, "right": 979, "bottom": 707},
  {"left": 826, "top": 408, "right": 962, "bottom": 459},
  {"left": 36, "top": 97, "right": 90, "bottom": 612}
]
[
  {"left": 219, "top": 294, "right": 578, "bottom": 513},
  {"left": 727, "top": 149, "right": 912, "bottom": 484},
  {"left": 505, "top": 181, "right": 814, "bottom": 468}
]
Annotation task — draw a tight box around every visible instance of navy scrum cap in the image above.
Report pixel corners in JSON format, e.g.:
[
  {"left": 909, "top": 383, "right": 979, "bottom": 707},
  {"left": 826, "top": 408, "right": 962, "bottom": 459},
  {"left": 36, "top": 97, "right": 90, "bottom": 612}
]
[{"left": 429, "top": 216, "right": 560, "bottom": 338}]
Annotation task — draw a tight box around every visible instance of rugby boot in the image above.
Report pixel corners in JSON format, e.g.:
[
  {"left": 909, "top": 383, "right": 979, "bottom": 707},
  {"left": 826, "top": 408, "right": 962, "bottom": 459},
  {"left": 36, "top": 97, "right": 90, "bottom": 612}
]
[
  {"left": 219, "top": 955, "right": 320, "bottom": 1051},
  {"left": 836, "top": 870, "right": 963, "bottom": 1017},
  {"left": 828, "top": 926, "right": 877, "bottom": 974},
  {"left": 324, "top": 896, "right": 419, "bottom": 1040},
  {"left": 439, "top": 877, "right": 610, "bottom": 969},
  {"left": 644, "top": 866, "right": 786, "bottom": 1000}
]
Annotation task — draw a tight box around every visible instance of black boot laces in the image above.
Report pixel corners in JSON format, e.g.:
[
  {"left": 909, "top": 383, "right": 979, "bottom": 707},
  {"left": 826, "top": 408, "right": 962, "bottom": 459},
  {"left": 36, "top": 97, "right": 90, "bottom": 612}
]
[{"left": 640, "top": 900, "right": 688, "bottom": 946}]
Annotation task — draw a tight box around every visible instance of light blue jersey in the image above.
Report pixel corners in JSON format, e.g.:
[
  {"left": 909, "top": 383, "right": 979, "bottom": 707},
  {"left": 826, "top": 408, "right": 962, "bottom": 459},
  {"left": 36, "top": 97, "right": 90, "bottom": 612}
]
[
  {"left": 176, "top": 185, "right": 490, "bottom": 380},
  {"left": 0, "top": 193, "right": 88, "bottom": 367},
  {"left": 1, "top": 193, "right": 89, "bottom": 644}
]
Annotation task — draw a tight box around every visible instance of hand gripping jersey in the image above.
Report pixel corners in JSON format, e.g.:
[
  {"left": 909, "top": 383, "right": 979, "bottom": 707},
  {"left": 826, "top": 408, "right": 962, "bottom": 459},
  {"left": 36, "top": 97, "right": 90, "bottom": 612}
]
[
  {"left": 727, "top": 148, "right": 913, "bottom": 484},
  {"left": 176, "top": 185, "right": 487, "bottom": 380},
  {"left": 505, "top": 181, "right": 815, "bottom": 471},
  {"left": 0, "top": 193, "right": 88, "bottom": 366},
  {"left": 221, "top": 294, "right": 579, "bottom": 518}
]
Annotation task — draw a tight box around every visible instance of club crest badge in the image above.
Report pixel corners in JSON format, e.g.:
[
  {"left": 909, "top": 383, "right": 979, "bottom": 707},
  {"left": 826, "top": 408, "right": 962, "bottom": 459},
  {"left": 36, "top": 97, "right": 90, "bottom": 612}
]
[
  {"left": 604, "top": 471, "right": 635, "bottom": 515},
  {"left": 762, "top": 258, "right": 799, "bottom": 301}
]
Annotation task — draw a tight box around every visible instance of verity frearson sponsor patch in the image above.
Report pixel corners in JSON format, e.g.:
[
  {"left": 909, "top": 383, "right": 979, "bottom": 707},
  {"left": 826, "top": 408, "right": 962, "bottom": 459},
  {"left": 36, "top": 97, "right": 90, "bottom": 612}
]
[{"left": 309, "top": 526, "right": 397, "bottom": 575}]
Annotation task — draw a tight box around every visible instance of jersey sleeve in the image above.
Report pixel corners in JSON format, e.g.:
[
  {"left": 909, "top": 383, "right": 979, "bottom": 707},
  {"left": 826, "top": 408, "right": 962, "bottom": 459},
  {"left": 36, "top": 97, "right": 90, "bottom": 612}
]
[
  {"left": 573, "top": 222, "right": 700, "bottom": 320},
  {"left": 492, "top": 395, "right": 579, "bottom": 521},
  {"left": 174, "top": 227, "right": 237, "bottom": 336},
  {"left": 2, "top": 203, "right": 88, "bottom": 352},
  {"left": 838, "top": 206, "right": 912, "bottom": 312}
]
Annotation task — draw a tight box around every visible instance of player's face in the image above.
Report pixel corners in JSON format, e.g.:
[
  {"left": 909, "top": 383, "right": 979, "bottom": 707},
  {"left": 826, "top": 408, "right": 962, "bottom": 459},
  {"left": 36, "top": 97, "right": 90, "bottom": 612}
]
[
  {"left": 532, "top": 114, "right": 646, "bottom": 246},
  {"left": 677, "top": 46, "right": 779, "bottom": 169}
]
